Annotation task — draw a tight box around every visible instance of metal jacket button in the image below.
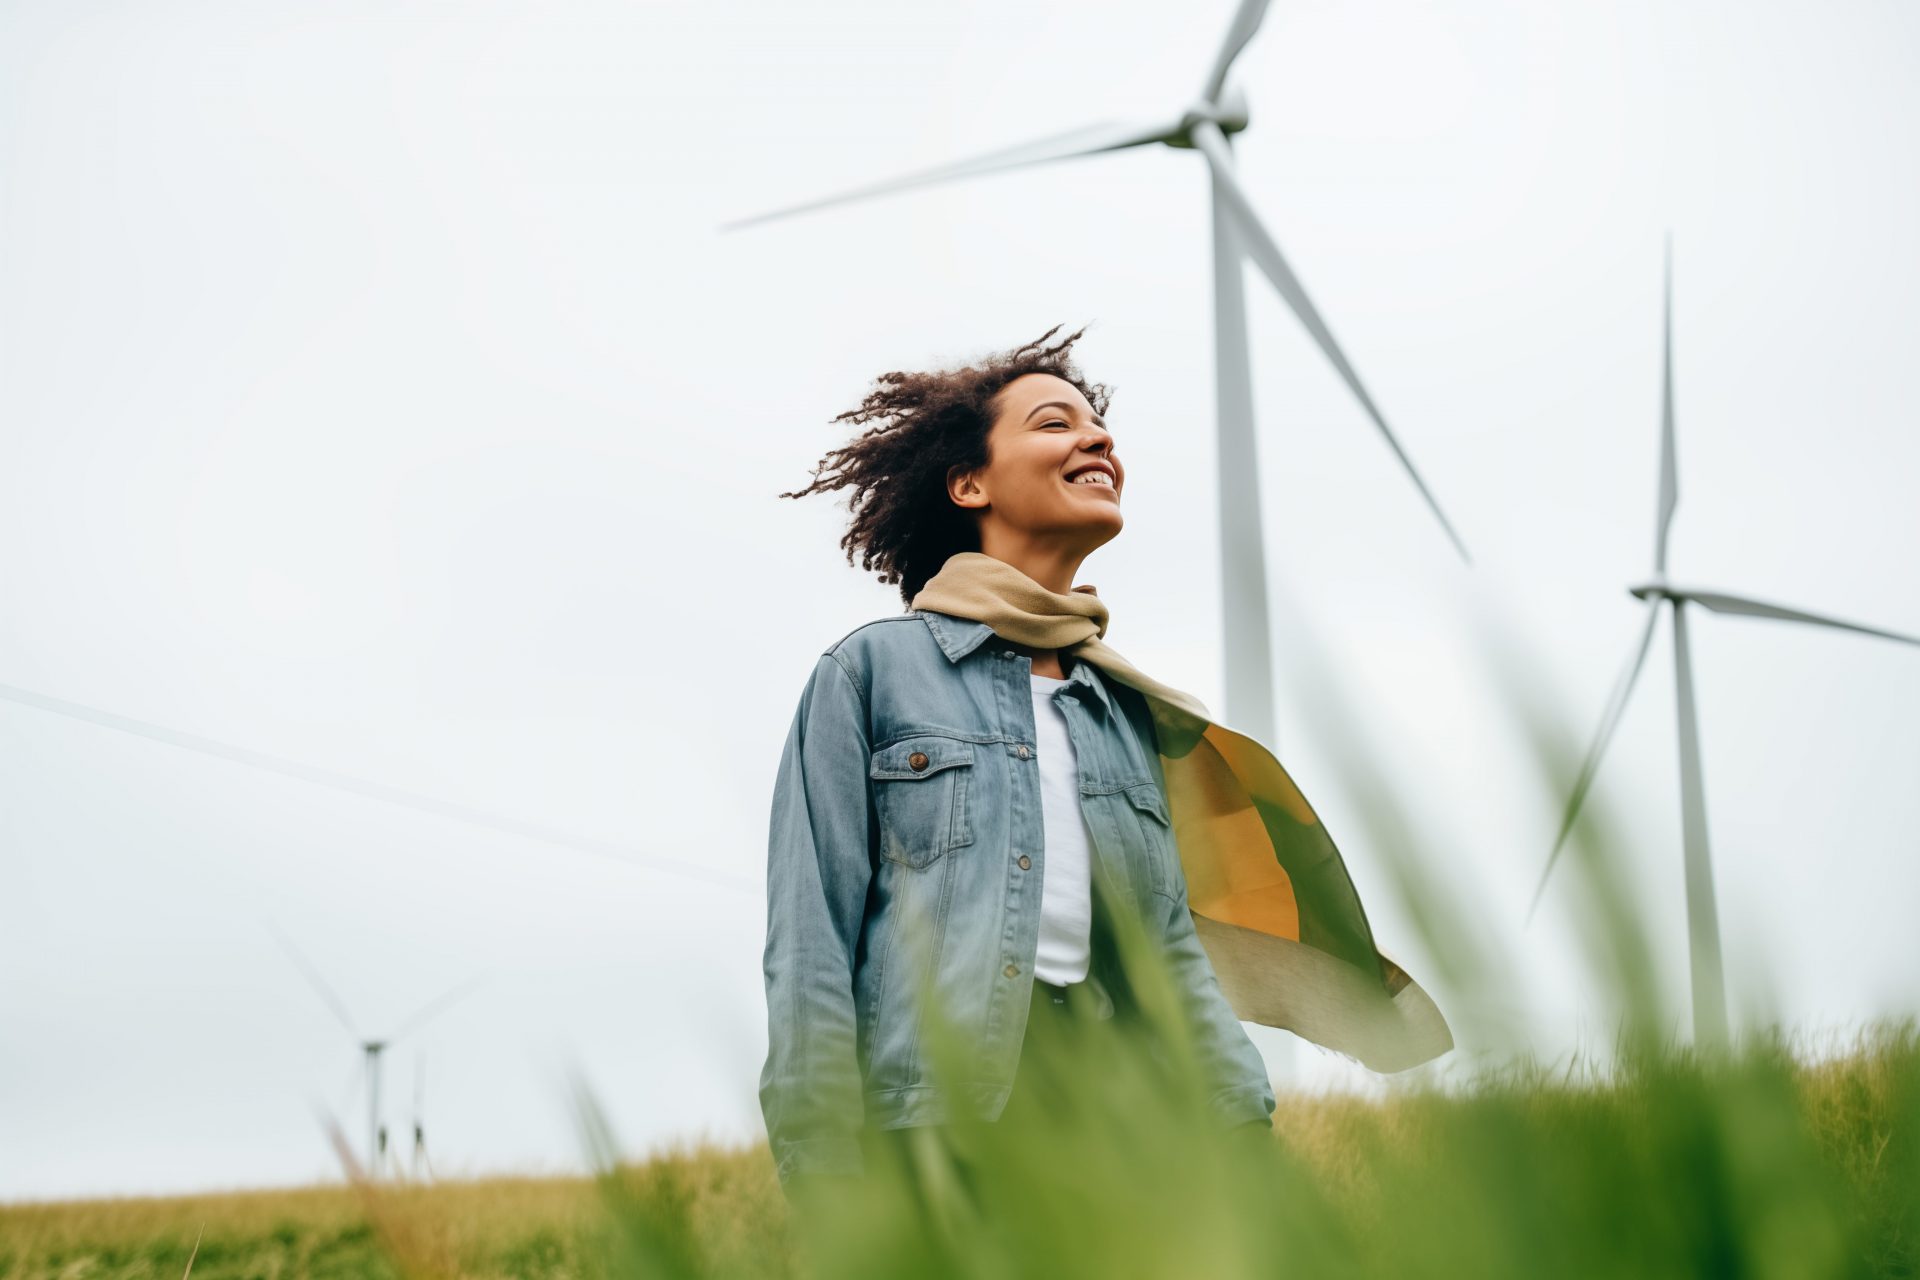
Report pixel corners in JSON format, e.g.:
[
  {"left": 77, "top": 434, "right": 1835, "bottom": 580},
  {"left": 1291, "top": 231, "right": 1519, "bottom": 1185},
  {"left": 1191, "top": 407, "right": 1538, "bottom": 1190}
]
[
  {"left": 1003, "top": 962, "right": 1019, "bottom": 978},
  {"left": 908, "top": 751, "right": 928, "bottom": 771},
  {"left": 1018, "top": 855, "right": 1031, "bottom": 870}
]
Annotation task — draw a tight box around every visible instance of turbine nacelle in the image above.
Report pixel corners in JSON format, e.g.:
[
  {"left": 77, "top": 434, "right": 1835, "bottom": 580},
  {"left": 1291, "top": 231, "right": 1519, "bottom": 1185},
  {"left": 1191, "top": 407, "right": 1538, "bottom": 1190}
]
[{"left": 1167, "top": 86, "right": 1251, "bottom": 150}]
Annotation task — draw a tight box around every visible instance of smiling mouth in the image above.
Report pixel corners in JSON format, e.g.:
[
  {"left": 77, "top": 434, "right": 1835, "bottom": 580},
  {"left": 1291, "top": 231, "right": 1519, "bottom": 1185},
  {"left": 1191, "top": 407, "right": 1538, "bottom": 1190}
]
[{"left": 1063, "top": 469, "right": 1116, "bottom": 490}]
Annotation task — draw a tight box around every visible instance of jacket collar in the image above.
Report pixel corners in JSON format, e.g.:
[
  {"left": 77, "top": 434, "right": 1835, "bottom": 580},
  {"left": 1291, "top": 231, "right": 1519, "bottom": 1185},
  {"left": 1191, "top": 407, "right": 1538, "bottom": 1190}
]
[
  {"left": 916, "top": 609, "right": 996, "bottom": 662},
  {"left": 915, "top": 610, "right": 1118, "bottom": 717}
]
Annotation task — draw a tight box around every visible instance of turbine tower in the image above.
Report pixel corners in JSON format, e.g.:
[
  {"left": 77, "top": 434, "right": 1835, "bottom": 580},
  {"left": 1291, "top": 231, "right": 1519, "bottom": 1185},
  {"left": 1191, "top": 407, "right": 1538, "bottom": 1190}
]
[
  {"left": 273, "top": 926, "right": 482, "bottom": 1175},
  {"left": 1529, "top": 242, "right": 1920, "bottom": 1047},
  {"left": 723, "top": 0, "right": 1470, "bottom": 745}
]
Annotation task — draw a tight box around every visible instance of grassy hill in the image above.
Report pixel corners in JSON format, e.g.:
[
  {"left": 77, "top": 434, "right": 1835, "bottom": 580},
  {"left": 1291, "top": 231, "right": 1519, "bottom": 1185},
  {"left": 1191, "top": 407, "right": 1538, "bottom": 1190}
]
[{"left": 5, "top": 1022, "right": 1915, "bottom": 1280}]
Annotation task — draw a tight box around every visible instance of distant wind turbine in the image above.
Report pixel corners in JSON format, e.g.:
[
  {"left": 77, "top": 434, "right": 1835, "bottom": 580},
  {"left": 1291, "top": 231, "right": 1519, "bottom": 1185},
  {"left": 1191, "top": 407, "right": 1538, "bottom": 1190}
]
[
  {"left": 272, "top": 925, "right": 483, "bottom": 1175},
  {"left": 723, "top": 0, "right": 1470, "bottom": 744},
  {"left": 410, "top": 1054, "right": 435, "bottom": 1182},
  {"left": 1528, "top": 241, "right": 1920, "bottom": 1047}
]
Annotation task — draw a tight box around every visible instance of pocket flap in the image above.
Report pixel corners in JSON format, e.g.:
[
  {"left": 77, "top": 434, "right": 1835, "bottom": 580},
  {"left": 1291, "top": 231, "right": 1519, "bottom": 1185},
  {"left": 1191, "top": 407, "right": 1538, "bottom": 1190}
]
[
  {"left": 1121, "top": 781, "right": 1170, "bottom": 826},
  {"left": 870, "top": 735, "right": 976, "bottom": 781}
]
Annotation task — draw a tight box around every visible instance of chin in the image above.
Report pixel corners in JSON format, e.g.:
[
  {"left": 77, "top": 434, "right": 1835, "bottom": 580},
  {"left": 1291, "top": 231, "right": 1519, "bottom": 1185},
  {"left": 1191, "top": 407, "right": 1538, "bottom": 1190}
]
[{"left": 1081, "top": 511, "right": 1124, "bottom": 547}]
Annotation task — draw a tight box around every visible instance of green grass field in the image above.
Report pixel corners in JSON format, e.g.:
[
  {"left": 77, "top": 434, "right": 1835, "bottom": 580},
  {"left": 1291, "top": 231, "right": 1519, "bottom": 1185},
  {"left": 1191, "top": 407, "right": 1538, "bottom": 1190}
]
[{"left": 5, "top": 1021, "right": 1914, "bottom": 1280}]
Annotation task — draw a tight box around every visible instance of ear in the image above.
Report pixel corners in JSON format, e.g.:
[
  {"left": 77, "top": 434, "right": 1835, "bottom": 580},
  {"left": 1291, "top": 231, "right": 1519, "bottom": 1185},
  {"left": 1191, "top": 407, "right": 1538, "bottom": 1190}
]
[{"left": 946, "top": 463, "right": 989, "bottom": 511}]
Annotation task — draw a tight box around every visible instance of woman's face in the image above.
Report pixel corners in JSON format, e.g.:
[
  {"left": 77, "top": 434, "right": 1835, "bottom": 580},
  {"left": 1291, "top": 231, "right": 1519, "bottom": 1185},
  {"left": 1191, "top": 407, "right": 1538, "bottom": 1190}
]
[{"left": 948, "top": 373, "right": 1125, "bottom": 552}]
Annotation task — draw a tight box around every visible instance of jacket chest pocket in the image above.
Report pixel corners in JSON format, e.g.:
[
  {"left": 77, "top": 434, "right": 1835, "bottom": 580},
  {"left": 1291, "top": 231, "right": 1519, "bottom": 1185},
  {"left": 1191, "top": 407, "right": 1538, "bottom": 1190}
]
[
  {"left": 1120, "top": 781, "right": 1178, "bottom": 901},
  {"left": 870, "top": 735, "right": 977, "bottom": 870}
]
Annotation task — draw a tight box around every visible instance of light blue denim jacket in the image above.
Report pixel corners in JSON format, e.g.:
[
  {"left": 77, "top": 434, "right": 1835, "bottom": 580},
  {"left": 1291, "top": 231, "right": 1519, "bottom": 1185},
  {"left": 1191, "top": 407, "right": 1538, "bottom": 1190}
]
[{"left": 758, "top": 609, "right": 1276, "bottom": 1185}]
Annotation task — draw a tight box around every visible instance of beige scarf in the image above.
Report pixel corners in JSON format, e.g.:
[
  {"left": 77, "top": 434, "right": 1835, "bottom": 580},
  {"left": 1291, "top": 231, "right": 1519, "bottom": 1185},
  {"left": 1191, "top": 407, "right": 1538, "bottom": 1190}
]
[{"left": 911, "top": 551, "right": 1451, "bottom": 1073}]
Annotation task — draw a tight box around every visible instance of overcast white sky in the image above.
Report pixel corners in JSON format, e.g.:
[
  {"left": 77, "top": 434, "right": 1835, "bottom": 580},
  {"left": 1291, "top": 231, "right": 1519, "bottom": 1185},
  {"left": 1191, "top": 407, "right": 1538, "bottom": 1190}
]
[{"left": 3, "top": 0, "right": 1917, "bottom": 1202}]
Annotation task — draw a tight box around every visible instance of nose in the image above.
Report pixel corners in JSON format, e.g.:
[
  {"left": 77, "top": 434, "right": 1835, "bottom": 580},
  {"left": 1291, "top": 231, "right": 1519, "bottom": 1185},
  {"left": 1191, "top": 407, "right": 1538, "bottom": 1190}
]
[{"left": 1075, "top": 429, "right": 1118, "bottom": 483}]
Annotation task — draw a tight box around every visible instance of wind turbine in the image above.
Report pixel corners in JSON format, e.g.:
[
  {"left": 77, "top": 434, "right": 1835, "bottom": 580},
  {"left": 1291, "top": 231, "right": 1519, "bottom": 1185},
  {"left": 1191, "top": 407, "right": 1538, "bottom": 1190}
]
[
  {"left": 410, "top": 1054, "right": 435, "bottom": 1181},
  {"left": 1528, "top": 242, "right": 1920, "bottom": 1048},
  {"left": 272, "top": 926, "right": 483, "bottom": 1175},
  {"left": 723, "top": 0, "right": 1470, "bottom": 745}
]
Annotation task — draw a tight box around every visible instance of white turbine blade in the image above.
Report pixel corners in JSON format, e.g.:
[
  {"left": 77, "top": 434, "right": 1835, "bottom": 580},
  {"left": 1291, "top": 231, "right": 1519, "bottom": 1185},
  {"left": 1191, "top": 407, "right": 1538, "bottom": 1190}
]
[
  {"left": 1526, "top": 599, "right": 1663, "bottom": 922},
  {"left": 720, "top": 116, "right": 1183, "bottom": 232},
  {"left": 1189, "top": 124, "right": 1471, "bottom": 562},
  {"left": 1678, "top": 589, "right": 1920, "bottom": 647},
  {"left": 270, "top": 923, "right": 360, "bottom": 1039},
  {"left": 1655, "top": 235, "right": 1679, "bottom": 574},
  {"left": 1200, "top": 0, "right": 1275, "bottom": 103},
  {"left": 0, "top": 681, "right": 753, "bottom": 892},
  {"left": 388, "top": 976, "right": 486, "bottom": 1046}
]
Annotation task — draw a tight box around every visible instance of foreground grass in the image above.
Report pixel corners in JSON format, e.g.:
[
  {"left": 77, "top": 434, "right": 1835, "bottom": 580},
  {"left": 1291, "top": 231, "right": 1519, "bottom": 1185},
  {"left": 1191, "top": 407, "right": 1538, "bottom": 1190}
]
[{"left": 4, "top": 1024, "right": 1914, "bottom": 1280}]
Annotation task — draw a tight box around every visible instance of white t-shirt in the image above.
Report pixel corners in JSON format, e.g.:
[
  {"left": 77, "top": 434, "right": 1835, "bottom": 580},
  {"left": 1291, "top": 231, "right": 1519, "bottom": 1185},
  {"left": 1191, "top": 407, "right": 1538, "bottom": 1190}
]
[{"left": 1029, "top": 671, "right": 1094, "bottom": 985}]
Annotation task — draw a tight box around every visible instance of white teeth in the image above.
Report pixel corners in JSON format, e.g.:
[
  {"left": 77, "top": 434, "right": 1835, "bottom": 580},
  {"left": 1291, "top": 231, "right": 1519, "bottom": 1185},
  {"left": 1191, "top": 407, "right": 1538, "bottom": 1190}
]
[{"left": 1069, "top": 471, "right": 1112, "bottom": 486}]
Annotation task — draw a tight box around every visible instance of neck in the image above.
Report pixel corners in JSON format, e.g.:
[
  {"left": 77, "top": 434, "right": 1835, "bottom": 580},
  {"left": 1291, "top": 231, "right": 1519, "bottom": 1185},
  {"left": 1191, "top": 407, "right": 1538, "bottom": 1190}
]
[{"left": 974, "top": 531, "right": 1087, "bottom": 597}]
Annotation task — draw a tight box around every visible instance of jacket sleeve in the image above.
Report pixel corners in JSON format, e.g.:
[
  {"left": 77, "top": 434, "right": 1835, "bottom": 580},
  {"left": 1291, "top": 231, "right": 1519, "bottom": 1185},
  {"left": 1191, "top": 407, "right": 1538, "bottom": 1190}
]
[
  {"left": 1159, "top": 865, "right": 1279, "bottom": 1129},
  {"left": 758, "top": 651, "right": 876, "bottom": 1186}
]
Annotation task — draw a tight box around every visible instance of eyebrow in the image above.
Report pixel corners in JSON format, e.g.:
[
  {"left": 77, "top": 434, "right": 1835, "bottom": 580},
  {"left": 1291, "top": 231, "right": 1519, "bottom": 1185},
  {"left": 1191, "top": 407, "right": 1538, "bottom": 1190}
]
[{"left": 1024, "top": 401, "right": 1107, "bottom": 429}]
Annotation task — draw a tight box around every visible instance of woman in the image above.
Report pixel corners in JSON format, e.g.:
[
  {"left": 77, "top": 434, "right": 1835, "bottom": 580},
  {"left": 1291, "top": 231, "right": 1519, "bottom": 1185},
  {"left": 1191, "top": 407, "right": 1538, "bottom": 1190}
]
[{"left": 760, "top": 325, "right": 1449, "bottom": 1208}]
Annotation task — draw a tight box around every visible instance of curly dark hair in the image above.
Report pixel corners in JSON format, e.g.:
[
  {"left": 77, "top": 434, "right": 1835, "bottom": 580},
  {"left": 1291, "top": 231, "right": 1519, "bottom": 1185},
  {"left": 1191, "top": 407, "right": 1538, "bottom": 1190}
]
[{"left": 779, "top": 324, "right": 1114, "bottom": 608}]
